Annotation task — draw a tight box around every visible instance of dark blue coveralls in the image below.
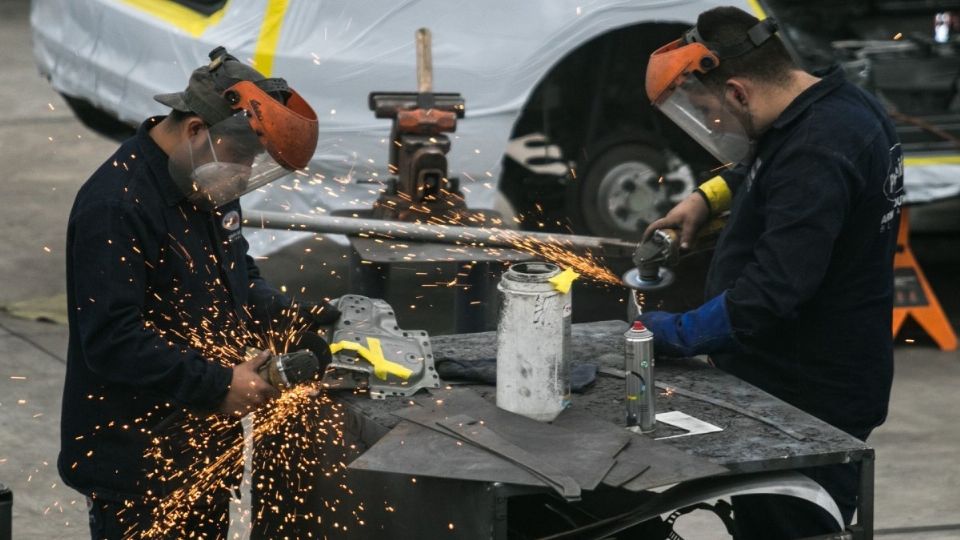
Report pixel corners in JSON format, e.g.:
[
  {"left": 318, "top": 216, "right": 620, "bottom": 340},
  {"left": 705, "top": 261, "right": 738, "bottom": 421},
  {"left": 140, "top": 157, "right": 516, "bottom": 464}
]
[
  {"left": 707, "top": 67, "right": 903, "bottom": 537},
  {"left": 60, "top": 117, "right": 289, "bottom": 538}
]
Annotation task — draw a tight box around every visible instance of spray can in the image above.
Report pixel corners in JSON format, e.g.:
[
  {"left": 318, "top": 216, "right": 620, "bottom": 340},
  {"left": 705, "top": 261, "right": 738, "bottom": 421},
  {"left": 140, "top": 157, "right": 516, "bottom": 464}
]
[
  {"left": 496, "top": 262, "right": 572, "bottom": 422},
  {"left": 624, "top": 321, "right": 655, "bottom": 432}
]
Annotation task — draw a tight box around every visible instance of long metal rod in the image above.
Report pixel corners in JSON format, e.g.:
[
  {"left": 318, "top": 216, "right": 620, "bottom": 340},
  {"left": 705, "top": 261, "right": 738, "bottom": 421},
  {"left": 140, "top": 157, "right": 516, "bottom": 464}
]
[
  {"left": 655, "top": 381, "right": 809, "bottom": 441},
  {"left": 243, "top": 210, "right": 636, "bottom": 256},
  {"left": 597, "top": 367, "right": 808, "bottom": 441}
]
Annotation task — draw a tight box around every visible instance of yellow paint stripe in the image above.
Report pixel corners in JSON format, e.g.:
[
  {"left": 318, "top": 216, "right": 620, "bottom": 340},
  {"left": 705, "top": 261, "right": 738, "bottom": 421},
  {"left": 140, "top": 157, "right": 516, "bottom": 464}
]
[
  {"left": 252, "top": 0, "right": 290, "bottom": 77},
  {"left": 905, "top": 155, "right": 960, "bottom": 166},
  {"left": 745, "top": 0, "right": 768, "bottom": 18},
  {"left": 119, "top": 0, "right": 229, "bottom": 38},
  {"left": 548, "top": 268, "right": 579, "bottom": 294},
  {"left": 329, "top": 338, "right": 413, "bottom": 381}
]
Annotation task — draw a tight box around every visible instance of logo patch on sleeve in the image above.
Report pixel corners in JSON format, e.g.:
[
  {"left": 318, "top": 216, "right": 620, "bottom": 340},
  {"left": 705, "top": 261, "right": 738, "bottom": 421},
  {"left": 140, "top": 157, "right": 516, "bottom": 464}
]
[{"left": 221, "top": 210, "right": 241, "bottom": 232}]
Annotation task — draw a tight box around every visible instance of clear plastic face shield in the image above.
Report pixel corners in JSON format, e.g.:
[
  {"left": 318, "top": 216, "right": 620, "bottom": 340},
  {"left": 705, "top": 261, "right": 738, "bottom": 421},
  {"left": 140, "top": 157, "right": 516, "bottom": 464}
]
[
  {"left": 656, "top": 75, "right": 752, "bottom": 166},
  {"left": 168, "top": 113, "right": 290, "bottom": 211},
  {"left": 645, "top": 18, "right": 780, "bottom": 166},
  {"left": 168, "top": 78, "right": 318, "bottom": 211}
]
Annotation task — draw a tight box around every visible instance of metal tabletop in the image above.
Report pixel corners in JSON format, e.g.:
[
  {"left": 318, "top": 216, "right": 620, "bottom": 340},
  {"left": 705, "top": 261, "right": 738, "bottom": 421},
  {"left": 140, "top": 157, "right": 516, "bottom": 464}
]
[
  {"left": 323, "top": 320, "right": 874, "bottom": 539},
  {"left": 342, "top": 320, "right": 870, "bottom": 464}
]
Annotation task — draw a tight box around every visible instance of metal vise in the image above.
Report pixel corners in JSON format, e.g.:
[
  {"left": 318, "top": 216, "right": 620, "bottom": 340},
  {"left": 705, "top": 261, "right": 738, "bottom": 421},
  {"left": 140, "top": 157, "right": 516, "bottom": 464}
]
[{"left": 368, "top": 28, "right": 481, "bottom": 223}]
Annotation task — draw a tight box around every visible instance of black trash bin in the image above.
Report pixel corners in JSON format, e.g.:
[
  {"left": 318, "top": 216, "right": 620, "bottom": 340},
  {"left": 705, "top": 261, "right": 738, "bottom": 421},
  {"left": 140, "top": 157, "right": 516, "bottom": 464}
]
[{"left": 0, "top": 482, "right": 11, "bottom": 540}]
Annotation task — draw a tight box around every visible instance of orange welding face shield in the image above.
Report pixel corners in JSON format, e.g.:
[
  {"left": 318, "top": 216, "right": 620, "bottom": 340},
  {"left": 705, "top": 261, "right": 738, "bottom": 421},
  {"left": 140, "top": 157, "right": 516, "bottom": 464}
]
[
  {"left": 168, "top": 79, "right": 319, "bottom": 211},
  {"left": 646, "top": 18, "right": 779, "bottom": 165},
  {"left": 646, "top": 40, "right": 751, "bottom": 166}
]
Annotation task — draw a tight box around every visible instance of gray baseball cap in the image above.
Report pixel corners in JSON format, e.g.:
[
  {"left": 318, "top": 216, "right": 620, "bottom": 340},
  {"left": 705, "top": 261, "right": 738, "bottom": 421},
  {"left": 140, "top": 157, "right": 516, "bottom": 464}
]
[{"left": 154, "top": 47, "right": 266, "bottom": 125}]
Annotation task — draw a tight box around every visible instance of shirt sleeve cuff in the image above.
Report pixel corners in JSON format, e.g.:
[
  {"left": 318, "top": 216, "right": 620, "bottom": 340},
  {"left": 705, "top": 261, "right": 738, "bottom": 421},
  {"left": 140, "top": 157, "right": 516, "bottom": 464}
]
[{"left": 191, "top": 363, "right": 233, "bottom": 411}]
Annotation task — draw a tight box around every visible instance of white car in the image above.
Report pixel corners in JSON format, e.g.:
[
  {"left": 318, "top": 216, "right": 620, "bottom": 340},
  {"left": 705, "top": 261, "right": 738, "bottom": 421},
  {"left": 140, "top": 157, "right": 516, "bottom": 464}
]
[{"left": 32, "top": 0, "right": 960, "bottom": 253}]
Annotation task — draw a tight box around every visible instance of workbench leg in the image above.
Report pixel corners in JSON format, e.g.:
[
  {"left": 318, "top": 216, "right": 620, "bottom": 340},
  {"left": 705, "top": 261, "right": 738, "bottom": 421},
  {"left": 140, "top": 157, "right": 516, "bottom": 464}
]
[{"left": 852, "top": 452, "right": 875, "bottom": 540}]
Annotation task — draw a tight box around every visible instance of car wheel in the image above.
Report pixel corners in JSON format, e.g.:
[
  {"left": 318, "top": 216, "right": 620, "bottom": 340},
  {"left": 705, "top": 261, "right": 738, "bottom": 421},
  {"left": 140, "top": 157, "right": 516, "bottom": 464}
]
[
  {"left": 61, "top": 94, "right": 136, "bottom": 142},
  {"left": 572, "top": 142, "right": 684, "bottom": 240}
]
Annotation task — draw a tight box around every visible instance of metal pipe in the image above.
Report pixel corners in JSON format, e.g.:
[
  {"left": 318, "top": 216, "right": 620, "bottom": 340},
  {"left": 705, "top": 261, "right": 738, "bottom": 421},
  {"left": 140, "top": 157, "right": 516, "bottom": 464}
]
[{"left": 243, "top": 210, "right": 636, "bottom": 256}]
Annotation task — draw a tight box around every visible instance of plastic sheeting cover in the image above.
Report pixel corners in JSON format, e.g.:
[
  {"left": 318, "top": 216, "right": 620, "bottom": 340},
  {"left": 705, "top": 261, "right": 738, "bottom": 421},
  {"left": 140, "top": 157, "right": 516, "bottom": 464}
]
[
  {"left": 31, "top": 0, "right": 958, "bottom": 254},
  {"left": 28, "top": 0, "right": 743, "bottom": 254}
]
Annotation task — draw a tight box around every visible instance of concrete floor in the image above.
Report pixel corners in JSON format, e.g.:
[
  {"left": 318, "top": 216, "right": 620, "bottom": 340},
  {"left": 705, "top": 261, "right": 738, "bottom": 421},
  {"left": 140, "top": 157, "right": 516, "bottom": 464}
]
[{"left": 2, "top": 1, "right": 959, "bottom": 538}]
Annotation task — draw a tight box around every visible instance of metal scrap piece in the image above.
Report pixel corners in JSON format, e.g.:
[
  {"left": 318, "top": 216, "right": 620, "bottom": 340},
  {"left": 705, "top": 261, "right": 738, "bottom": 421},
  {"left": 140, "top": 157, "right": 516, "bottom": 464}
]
[
  {"left": 425, "top": 414, "right": 581, "bottom": 500},
  {"left": 552, "top": 407, "right": 727, "bottom": 492},
  {"left": 655, "top": 382, "right": 809, "bottom": 441},
  {"left": 598, "top": 365, "right": 808, "bottom": 441},
  {"left": 396, "top": 388, "right": 627, "bottom": 490},
  {"left": 348, "top": 419, "right": 549, "bottom": 487},
  {"left": 324, "top": 294, "right": 441, "bottom": 399}
]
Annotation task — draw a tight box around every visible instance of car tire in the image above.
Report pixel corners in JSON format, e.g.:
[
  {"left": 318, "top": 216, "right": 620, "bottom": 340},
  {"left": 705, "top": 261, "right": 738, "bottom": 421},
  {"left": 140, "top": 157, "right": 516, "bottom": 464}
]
[
  {"left": 61, "top": 94, "right": 136, "bottom": 142},
  {"left": 569, "top": 141, "right": 672, "bottom": 240}
]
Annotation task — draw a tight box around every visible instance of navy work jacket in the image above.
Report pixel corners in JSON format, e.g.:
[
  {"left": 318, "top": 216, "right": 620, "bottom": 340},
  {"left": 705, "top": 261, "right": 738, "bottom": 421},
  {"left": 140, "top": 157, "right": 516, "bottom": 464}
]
[
  {"left": 707, "top": 67, "right": 903, "bottom": 435},
  {"left": 59, "top": 117, "right": 287, "bottom": 500}
]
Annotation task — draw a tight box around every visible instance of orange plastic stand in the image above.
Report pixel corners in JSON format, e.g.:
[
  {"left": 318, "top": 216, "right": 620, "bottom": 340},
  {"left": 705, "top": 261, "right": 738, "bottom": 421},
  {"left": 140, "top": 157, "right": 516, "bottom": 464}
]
[{"left": 891, "top": 208, "right": 958, "bottom": 350}]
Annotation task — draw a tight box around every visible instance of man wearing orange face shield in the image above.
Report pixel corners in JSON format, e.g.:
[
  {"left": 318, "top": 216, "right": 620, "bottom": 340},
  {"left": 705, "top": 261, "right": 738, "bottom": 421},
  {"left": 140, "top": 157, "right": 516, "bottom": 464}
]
[
  {"left": 61, "top": 48, "right": 338, "bottom": 538},
  {"left": 638, "top": 7, "right": 903, "bottom": 539}
]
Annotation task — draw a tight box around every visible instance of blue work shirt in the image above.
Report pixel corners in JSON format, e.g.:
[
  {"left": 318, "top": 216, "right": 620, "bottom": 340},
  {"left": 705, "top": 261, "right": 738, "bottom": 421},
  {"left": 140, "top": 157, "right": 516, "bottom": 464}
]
[
  {"left": 707, "top": 67, "right": 903, "bottom": 435},
  {"left": 59, "top": 117, "right": 288, "bottom": 500}
]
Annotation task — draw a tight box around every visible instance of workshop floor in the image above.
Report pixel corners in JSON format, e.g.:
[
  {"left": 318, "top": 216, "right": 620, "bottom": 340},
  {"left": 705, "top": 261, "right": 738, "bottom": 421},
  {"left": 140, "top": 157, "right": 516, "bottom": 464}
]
[{"left": 2, "top": 1, "right": 958, "bottom": 538}]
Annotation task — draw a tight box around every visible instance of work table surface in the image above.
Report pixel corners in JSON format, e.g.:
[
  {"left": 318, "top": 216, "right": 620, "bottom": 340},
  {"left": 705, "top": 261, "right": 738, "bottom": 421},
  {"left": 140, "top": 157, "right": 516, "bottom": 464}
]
[{"left": 336, "top": 320, "right": 870, "bottom": 474}]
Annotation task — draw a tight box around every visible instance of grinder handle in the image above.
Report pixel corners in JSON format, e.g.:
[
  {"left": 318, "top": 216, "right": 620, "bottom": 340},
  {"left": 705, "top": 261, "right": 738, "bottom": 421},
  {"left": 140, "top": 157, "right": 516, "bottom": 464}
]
[{"left": 416, "top": 28, "right": 432, "bottom": 93}]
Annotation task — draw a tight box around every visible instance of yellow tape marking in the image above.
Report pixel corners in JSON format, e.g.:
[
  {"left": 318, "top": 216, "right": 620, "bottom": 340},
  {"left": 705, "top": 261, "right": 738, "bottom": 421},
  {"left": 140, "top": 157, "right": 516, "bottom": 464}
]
[
  {"left": 330, "top": 338, "right": 413, "bottom": 381},
  {"left": 119, "top": 0, "right": 229, "bottom": 38},
  {"left": 252, "top": 0, "right": 290, "bottom": 77},
  {"left": 549, "top": 268, "right": 580, "bottom": 294}
]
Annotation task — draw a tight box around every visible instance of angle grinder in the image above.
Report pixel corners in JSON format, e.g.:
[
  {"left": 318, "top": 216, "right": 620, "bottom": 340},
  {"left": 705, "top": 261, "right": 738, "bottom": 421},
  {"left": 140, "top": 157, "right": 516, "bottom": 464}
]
[
  {"left": 152, "top": 348, "right": 322, "bottom": 433},
  {"left": 248, "top": 347, "right": 323, "bottom": 389},
  {"left": 622, "top": 229, "right": 680, "bottom": 292},
  {"left": 622, "top": 217, "right": 727, "bottom": 319}
]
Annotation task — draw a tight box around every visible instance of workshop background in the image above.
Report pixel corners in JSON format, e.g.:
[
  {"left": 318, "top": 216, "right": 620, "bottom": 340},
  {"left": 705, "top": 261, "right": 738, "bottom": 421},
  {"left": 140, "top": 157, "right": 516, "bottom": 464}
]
[{"left": 1, "top": 0, "right": 959, "bottom": 538}]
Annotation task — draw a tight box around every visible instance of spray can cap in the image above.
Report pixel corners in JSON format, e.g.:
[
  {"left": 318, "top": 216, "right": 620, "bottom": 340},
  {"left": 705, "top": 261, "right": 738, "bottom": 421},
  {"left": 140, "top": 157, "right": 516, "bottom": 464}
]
[{"left": 631, "top": 321, "right": 646, "bottom": 331}]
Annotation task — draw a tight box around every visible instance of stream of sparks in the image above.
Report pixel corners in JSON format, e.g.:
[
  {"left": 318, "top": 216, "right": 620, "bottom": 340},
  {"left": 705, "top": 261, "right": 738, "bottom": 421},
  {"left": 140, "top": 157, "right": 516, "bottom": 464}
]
[
  {"left": 127, "top": 305, "right": 365, "bottom": 538},
  {"left": 110, "top": 192, "right": 628, "bottom": 537}
]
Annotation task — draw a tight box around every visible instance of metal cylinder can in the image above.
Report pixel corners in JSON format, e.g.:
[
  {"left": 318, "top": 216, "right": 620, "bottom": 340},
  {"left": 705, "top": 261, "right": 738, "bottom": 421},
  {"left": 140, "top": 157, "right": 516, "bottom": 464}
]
[
  {"left": 624, "top": 321, "right": 655, "bottom": 432},
  {"left": 496, "top": 262, "right": 572, "bottom": 422}
]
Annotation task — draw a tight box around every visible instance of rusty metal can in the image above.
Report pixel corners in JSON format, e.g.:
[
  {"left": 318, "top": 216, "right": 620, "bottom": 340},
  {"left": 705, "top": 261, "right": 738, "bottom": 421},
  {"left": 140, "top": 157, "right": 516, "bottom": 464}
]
[{"left": 624, "top": 321, "right": 655, "bottom": 432}]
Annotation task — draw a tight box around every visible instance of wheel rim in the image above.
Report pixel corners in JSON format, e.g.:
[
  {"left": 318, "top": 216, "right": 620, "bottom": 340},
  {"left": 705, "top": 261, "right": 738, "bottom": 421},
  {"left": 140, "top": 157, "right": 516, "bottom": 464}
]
[{"left": 594, "top": 160, "right": 664, "bottom": 235}]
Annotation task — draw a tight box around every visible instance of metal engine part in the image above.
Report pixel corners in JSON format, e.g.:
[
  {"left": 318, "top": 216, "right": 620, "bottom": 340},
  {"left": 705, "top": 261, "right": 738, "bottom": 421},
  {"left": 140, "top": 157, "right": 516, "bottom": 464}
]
[{"left": 324, "top": 294, "right": 441, "bottom": 399}]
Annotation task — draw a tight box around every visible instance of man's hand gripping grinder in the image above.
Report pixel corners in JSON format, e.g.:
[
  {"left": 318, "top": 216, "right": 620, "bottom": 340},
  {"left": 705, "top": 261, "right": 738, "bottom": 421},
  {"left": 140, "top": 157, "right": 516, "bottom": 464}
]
[{"left": 250, "top": 348, "right": 323, "bottom": 389}]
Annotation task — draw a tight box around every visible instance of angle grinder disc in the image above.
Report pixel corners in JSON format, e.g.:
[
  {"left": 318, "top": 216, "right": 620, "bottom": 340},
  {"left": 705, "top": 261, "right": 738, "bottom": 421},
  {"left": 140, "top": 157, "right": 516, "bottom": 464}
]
[{"left": 621, "top": 267, "right": 675, "bottom": 291}]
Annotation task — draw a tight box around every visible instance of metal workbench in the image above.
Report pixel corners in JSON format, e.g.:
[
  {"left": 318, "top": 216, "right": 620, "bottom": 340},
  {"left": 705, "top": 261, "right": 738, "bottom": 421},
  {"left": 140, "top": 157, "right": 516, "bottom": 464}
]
[{"left": 271, "top": 321, "right": 873, "bottom": 540}]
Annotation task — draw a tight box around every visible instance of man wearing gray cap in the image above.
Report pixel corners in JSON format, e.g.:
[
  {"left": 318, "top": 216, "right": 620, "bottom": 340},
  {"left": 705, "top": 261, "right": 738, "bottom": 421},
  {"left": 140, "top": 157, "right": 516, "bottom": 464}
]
[{"left": 60, "top": 47, "right": 336, "bottom": 538}]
